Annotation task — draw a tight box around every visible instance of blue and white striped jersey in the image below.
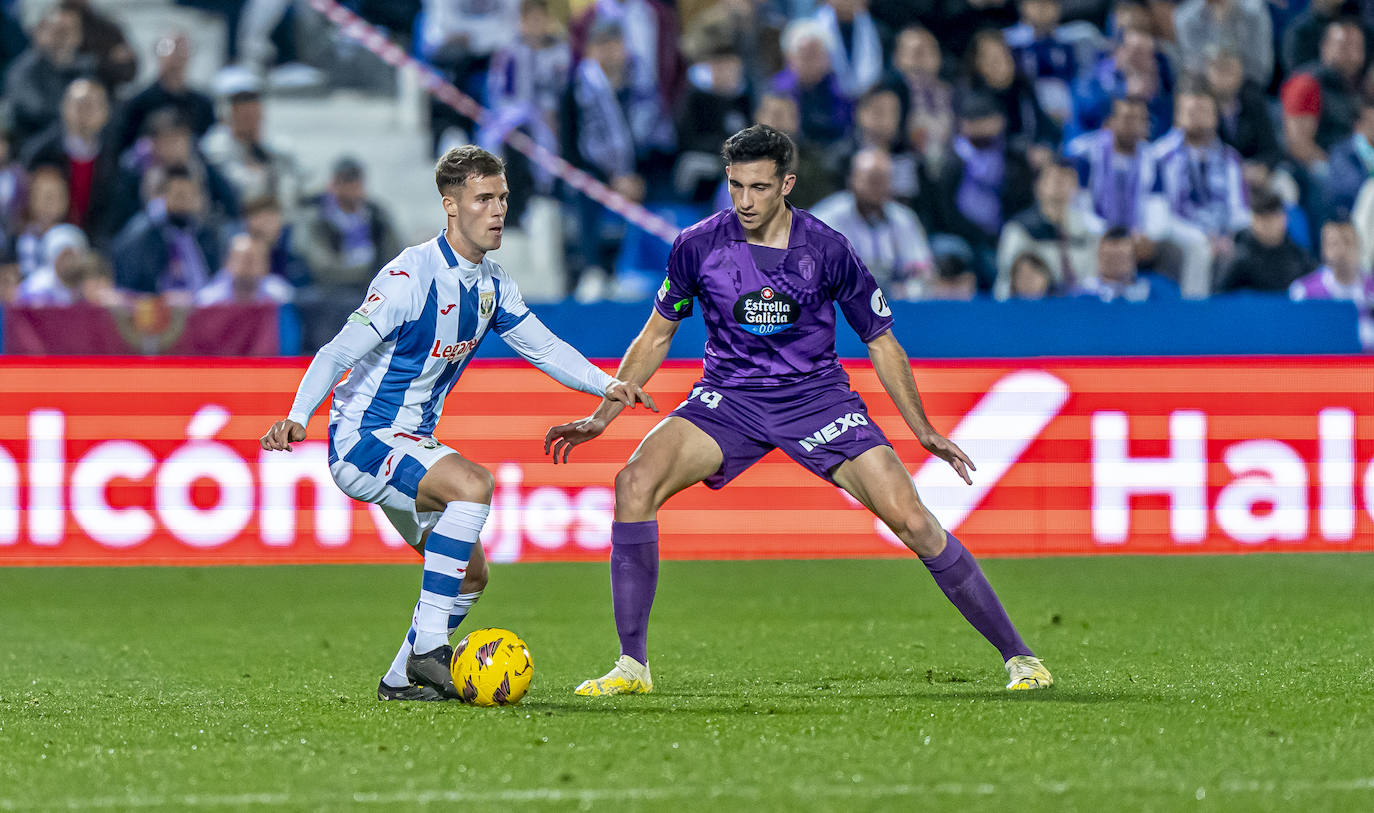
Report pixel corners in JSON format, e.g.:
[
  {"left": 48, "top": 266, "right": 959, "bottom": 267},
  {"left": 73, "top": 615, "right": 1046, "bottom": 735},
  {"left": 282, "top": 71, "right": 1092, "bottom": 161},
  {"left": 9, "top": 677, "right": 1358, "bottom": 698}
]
[{"left": 330, "top": 231, "right": 531, "bottom": 439}]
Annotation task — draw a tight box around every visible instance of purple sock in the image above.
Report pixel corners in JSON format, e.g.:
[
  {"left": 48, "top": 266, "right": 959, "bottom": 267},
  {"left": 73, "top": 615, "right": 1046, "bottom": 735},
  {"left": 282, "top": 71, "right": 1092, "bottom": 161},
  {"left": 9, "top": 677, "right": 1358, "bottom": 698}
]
[
  {"left": 610, "top": 520, "right": 659, "bottom": 665},
  {"left": 921, "top": 532, "right": 1032, "bottom": 661}
]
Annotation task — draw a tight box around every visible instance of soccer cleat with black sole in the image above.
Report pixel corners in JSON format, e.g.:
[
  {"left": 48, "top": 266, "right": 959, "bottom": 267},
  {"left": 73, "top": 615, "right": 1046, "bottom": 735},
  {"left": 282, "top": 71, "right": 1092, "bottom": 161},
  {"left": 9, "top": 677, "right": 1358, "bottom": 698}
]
[
  {"left": 406, "top": 644, "right": 460, "bottom": 699},
  {"left": 376, "top": 679, "right": 446, "bottom": 702}
]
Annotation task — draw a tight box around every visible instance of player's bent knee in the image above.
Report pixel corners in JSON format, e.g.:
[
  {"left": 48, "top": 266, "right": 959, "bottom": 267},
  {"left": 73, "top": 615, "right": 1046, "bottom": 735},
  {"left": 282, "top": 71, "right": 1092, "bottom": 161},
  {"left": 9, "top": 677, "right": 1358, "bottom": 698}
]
[
  {"left": 894, "top": 508, "right": 944, "bottom": 557},
  {"left": 614, "top": 463, "right": 662, "bottom": 514},
  {"left": 420, "top": 459, "right": 495, "bottom": 508}
]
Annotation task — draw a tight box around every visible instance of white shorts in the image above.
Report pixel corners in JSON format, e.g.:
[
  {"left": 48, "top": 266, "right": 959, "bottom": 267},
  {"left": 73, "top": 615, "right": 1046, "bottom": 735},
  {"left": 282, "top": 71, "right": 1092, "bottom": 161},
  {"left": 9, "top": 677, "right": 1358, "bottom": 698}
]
[{"left": 328, "top": 425, "right": 458, "bottom": 548}]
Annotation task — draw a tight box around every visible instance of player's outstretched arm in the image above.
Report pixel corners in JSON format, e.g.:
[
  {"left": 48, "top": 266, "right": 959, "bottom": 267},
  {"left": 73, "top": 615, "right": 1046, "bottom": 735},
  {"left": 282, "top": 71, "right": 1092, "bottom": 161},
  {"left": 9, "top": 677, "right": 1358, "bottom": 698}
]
[
  {"left": 260, "top": 319, "right": 381, "bottom": 452},
  {"left": 866, "top": 330, "right": 977, "bottom": 485},
  {"left": 499, "top": 314, "right": 657, "bottom": 411},
  {"left": 544, "top": 311, "right": 680, "bottom": 463}
]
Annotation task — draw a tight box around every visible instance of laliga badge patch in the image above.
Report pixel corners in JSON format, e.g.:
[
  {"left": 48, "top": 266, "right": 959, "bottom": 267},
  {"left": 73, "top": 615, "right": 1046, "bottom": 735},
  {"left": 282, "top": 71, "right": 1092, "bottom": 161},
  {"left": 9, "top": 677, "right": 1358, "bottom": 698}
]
[
  {"left": 479, "top": 291, "right": 495, "bottom": 318},
  {"left": 356, "top": 289, "right": 386, "bottom": 318},
  {"left": 420, "top": 438, "right": 439, "bottom": 450}
]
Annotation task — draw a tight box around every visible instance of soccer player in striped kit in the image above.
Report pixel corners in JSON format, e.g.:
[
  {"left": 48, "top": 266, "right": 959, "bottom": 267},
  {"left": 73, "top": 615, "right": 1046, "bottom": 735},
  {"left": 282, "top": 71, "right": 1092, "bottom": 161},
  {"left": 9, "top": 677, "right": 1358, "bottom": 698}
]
[
  {"left": 262, "top": 146, "right": 654, "bottom": 701},
  {"left": 546, "top": 125, "right": 1053, "bottom": 694}
]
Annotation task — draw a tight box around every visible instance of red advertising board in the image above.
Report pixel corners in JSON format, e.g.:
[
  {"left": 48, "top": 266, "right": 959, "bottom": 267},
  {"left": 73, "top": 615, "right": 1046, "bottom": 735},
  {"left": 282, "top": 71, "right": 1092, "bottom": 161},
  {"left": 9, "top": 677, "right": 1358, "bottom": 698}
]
[{"left": 1, "top": 357, "right": 1372, "bottom": 566}]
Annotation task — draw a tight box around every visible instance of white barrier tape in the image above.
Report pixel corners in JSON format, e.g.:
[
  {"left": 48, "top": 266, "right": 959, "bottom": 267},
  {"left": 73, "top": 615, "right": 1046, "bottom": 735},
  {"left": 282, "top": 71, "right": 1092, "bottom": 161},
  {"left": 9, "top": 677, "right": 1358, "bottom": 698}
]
[{"left": 307, "top": 0, "right": 683, "bottom": 245}]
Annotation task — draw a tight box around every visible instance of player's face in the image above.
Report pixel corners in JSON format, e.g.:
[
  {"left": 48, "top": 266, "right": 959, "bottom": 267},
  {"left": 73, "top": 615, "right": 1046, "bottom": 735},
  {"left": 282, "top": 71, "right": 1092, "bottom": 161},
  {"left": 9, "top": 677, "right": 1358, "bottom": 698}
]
[
  {"left": 444, "top": 173, "right": 509, "bottom": 259},
  {"left": 726, "top": 160, "right": 795, "bottom": 232}
]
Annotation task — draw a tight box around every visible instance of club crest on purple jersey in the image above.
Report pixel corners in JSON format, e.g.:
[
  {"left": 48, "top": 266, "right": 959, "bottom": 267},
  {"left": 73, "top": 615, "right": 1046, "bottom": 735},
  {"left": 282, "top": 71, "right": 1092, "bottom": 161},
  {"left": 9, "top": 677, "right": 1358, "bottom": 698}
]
[{"left": 797, "top": 252, "right": 815, "bottom": 281}]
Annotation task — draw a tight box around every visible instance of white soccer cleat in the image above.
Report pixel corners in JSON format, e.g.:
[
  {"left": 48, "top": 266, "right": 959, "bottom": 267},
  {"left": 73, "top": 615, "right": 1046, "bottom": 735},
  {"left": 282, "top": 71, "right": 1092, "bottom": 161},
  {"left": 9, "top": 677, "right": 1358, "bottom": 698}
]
[
  {"left": 574, "top": 654, "right": 653, "bottom": 696},
  {"left": 1005, "top": 655, "right": 1054, "bottom": 690}
]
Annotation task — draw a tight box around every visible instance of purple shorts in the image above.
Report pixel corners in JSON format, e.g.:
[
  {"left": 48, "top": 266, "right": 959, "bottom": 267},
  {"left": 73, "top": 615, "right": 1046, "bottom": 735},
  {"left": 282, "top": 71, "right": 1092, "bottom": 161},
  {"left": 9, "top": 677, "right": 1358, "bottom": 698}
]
[{"left": 671, "top": 378, "right": 891, "bottom": 489}]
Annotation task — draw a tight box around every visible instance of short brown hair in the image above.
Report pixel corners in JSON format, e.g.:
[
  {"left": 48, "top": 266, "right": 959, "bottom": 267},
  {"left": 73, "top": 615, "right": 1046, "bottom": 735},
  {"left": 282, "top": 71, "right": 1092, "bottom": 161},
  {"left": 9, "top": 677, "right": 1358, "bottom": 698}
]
[{"left": 435, "top": 145, "right": 504, "bottom": 197}]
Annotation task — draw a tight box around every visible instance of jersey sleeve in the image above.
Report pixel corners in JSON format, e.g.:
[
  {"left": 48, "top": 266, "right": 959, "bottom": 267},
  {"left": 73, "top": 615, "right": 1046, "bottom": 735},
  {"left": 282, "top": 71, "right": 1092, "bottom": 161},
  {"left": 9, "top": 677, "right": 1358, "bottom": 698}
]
[
  {"left": 830, "top": 239, "right": 895, "bottom": 342},
  {"left": 492, "top": 270, "right": 532, "bottom": 335},
  {"left": 652, "top": 235, "right": 699, "bottom": 321},
  {"left": 350, "top": 266, "right": 424, "bottom": 341}
]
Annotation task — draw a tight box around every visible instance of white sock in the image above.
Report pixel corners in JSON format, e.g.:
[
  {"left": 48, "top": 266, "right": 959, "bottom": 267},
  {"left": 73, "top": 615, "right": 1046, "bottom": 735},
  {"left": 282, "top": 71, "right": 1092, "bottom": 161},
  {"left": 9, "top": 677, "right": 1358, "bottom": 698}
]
[
  {"left": 413, "top": 501, "right": 489, "bottom": 653},
  {"left": 382, "top": 603, "right": 420, "bottom": 688},
  {"left": 449, "top": 589, "right": 484, "bottom": 638}
]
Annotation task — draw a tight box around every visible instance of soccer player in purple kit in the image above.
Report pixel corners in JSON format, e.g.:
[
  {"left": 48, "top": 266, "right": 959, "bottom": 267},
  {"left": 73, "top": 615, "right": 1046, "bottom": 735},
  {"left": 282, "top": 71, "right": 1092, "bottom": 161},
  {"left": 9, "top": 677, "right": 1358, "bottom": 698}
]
[{"left": 545, "top": 125, "right": 1054, "bottom": 694}]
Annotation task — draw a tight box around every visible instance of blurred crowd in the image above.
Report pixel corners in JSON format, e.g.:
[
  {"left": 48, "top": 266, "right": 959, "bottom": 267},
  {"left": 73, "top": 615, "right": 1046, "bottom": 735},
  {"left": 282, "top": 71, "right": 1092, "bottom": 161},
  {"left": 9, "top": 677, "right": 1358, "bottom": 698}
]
[{"left": 2, "top": 0, "right": 1374, "bottom": 349}]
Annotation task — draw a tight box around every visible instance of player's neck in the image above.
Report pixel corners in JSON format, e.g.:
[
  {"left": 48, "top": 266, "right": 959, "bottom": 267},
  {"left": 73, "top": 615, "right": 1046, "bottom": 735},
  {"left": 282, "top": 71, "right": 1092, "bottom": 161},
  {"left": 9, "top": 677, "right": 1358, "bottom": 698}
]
[
  {"left": 445, "top": 227, "right": 486, "bottom": 266},
  {"left": 744, "top": 205, "right": 793, "bottom": 249}
]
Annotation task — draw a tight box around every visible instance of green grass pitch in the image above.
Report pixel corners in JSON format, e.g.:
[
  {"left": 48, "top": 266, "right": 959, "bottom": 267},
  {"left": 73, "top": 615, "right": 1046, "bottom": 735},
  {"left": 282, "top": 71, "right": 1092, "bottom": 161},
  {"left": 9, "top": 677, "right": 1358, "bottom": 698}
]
[{"left": 2, "top": 555, "right": 1372, "bottom": 811}]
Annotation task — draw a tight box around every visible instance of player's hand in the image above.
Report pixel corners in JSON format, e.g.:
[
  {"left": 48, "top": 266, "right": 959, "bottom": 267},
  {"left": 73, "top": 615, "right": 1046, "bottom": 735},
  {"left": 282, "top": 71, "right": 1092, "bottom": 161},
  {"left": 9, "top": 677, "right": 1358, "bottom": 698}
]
[
  {"left": 604, "top": 379, "right": 657, "bottom": 412},
  {"left": 544, "top": 416, "right": 608, "bottom": 464},
  {"left": 918, "top": 431, "right": 976, "bottom": 485},
  {"left": 260, "top": 419, "right": 306, "bottom": 451}
]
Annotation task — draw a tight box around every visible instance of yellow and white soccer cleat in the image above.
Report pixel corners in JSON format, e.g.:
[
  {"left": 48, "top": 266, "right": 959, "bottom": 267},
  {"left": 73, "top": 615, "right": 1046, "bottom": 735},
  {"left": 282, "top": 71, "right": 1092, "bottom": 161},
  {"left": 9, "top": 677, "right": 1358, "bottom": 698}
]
[
  {"left": 1005, "top": 655, "right": 1054, "bottom": 690},
  {"left": 574, "top": 654, "right": 653, "bottom": 696}
]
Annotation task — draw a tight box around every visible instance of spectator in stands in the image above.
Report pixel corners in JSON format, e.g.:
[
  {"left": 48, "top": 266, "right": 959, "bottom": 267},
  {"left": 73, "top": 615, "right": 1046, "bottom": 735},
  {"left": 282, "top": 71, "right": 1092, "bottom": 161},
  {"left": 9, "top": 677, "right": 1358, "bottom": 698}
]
[
  {"left": 1216, "top": 188, "right": 1316, "bottom": 292},
  {"left": 11, "top": 165, "right": 72, "bottom": 279},
  {"left": 1289, "top": 218, "right": 1374, "bottom": 348},
  {"left": 1072, "top": 225, "right": 1179, "bottom": 300},
  {"left": 812, "top": 0, "right": 888, "bottom": 98},
  {"left": 770, "top": 19, "right": 853, "bottom": 145},
  {"left": 938, "top": 0, "right": 1019, "bottom": 58},
  {"left": 884, "top": 25, "right": 954, "bottom": 166},
  {"left": 422, "top": 0, "right": 521, "bottom": 150},
  {"left": 0, "top": 129, "right": 23, "bottom": 232},
  {"left": 111, "top": 166, "right": 220, "bottom": 295},
  {"left": 1173, "top": 0, "right": 1271, "bottom": 86},
  {"left": 1281, "top": 19, "right": 1365, "bottom": 171},
  {"left": 5, "top": 7, "right": 93, "bottom": 149},
  {"left": 1282, "top": 0, "right": 1349, "bottom": 75},
  {"left": 293, "top": 157, "right": 400, "bottom": 295},
  {"left": 1064, "top": 95, "right": 1151, "bottom": 230},
  {"left": 241, "top": 195, "right": 309, "bottom": 287},
  {"left": 486, "top": 0, "right": 571, "bottom": 132},
  {"left": 14, "top": 222, "right": 91, "bottom": 305},
  {"left": 112, "top": 109, "right": 237, "bottom": 236},
  {"left": 1004, "top": 0, "right": 1078, "bottom": 124},
  {"left": 479, "top": 0, "right": 569, "bottom": 220},
  {"left": 201, "top": 68, "right": 303, "bottom": 213},
  {"left": 195, "top": 233, "right": 293, "bottom": 306},
  {"left": 569, "top": 0, "right": 684, "bottom": 109},
  {"left": 21, "top": 78, "right": 118, "bottom": 242},
  {"left": 114, "top": 31, "right": 215, "bottom": 156},
  {"left": 811, "top": 148, "right": 935, "bottom": 299},
  {"left": 561, "top": 19, "right": 676, "bottom": 288},
  {"left": 0, "top": 4, "right": 27, "bottom": 91},
  {"left": 679, "top": 40, "right": 751, "bottom": 156},
  {"left": 563, "top": 18, "right": 676, "bottom": 195},
  {"left": 1007, "top": 251, "right": 1056, "bottom": 298},
  {"left": 995, "top": 158, "right": 1106, "bottom": 298},
  {"left": 0, "top": 261, "right": 17, "bottom": 305},
  {"left": 683, "top": 0, "right": 785, "bottom": 94},
  {"left": 63, "top": 0, "right": 136, "bottom": 93},
  {"left": 751, "top": 92, "right": 832, "bottom": 209},
  {"left": 1140, "top": 86, "right": 1250, "bottom": 298},
  {"left": 922, "top": 253, "right": 979, "bottom": 300},
  {"left": 825, "top": 87, "right": 928, "bottom": 220},
  {"left": 931, "top": 93, "right": 1036, "bottom": 288},
  {"left": 1204, "top": 45, "right": 1282, "bottom": 176},
  {"left": 963, "top": 29, "right": 1061, "bottom": 151},
  {"left": 1075, "top": 26, "right": 1174, "bottom": 139},
  {"left": 675, "top": 42, "right": 752, "bottom": 202},
  {"left": 1325, "top": 98, "right": 1374, "bottom": 216}
]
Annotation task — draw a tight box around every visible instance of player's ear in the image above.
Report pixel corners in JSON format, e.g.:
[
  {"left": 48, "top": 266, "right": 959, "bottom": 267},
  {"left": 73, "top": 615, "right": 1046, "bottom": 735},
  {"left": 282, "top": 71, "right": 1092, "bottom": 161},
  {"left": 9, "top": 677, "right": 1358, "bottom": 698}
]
[
  {"left": 441, "top": 193, "right": 460, "bottom": 217},
  {"left": 781, "top": 173, "right": 796, "bottom": 196}
]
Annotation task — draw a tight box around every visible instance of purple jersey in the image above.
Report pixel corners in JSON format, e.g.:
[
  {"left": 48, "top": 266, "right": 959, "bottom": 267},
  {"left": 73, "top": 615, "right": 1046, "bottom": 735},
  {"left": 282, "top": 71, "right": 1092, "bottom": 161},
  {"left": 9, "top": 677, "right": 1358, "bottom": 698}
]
[{"left": 654, "top": 206, "right": 895, "bottom": 387}]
